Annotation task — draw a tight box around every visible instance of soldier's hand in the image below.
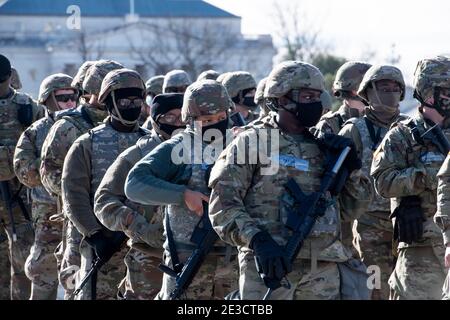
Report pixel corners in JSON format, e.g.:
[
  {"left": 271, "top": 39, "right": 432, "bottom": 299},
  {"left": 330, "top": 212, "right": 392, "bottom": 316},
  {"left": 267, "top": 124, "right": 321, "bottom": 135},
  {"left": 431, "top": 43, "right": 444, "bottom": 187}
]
[
  {"left": 184, "top": 189, "right": 209, "bottom": 216},
  {"left": 445, "top": 245, "right": 450, "bottom": 268}
]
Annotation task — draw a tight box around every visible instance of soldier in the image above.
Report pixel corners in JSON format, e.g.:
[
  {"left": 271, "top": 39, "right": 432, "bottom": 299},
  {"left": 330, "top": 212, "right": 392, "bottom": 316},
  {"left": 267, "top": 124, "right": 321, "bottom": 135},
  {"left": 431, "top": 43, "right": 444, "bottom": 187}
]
[
  {"left": 197, "top": 70, "right": 220, "bottom": 81},
  {"left": 162, "top": 70, "right": 191, "bottom": 94},
  {"left": 372, "top": 56, "right": 450, "bottom": 300},
  {"left": 13, "top": 73, "right": 78, "bottom": 299},
  {"left": 316, "top": 61, "right": 372, "bottom": 134},
  {"left": 254, "top": 77, "right": 270, "bottom": 119},
  {"left": 222, "top": 71, "right": 259, "bottom": 123},
  {"left": 10, "top": 67, "right": 22, "bottom": 90},
  {"left": 62, "top": 68, "right": 149, "bottom": 300},
  {"left": 94, "top": 93, "right": 186, "bottom": 299},
  {"left": 141, "top": 75, "right": 165, "bottom": 129},
  {"left": 40, "top": 60, "right": 122, "bottom": 299},
  {"left": 339, "top": 64, "right": 408, "bottom": 300},
  {"left": 207, "top": 61, "right": 370, "bottom": 300},
  {"left": 0, "top": 54, "right": 44, "bottom": 299},
  {"left": 125, "top": 80, "right": 239, "bottom": 300},
  {"left": 71, "top": 60, "right": 95, "bottom": 105}
]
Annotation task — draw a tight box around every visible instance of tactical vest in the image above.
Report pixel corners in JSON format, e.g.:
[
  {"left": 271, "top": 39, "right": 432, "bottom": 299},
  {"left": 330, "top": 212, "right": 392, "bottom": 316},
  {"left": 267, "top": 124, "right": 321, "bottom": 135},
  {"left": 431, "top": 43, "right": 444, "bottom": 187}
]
[
  {"left": 125, "top": 132, "right": 163, "bottom": 225},
  {"left": 351, "top": 117, "right": 391, "bottom": 217},
  {"left": 29, "top": 115, "right": 57, "bottom": 203},
  {"left": 165, "top": 131, "right": 217, "bottom": 249},
  {"left": 89, "top": 122, "right": 144, "bottom": 201},
  {"left": 0, "top": 92, "right": 33, "bottom": 181},
  {"left": 243, "top": 127, "right": 343, "bottom": 260}
]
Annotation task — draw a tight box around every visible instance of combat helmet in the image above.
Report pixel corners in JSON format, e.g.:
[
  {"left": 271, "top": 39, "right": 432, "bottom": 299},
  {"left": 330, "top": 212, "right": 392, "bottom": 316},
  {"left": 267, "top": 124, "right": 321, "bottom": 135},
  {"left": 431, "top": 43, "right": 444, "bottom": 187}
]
[
  {"left": 181, "top": 80, "right": 234, "bottom": 123},
  {"left": 333, "top": 61, "right": 372, "bottom": 97},
  {"left": 163, "top": 69, "right": 191, "bottom": 93},
  {"left": 197, "top": 70, "right": 220, "bottom": 81},
  {"left": 145, "top": 75, "right": 164, "bottom": 96},
  {"left": 38, "top": 73, "right": 77, "bottom": 111},
  {"left": 222, "top": 71, "right": 257, "bottom": 101},
  {"left": 357, "top": 65, "right": 405, "bottom": 102},
  {"left": 413, "top": 56, "right": 450, "bottom": 115},
  {"left": 82, "top": 60, "right": 124, "bottom": 95}
]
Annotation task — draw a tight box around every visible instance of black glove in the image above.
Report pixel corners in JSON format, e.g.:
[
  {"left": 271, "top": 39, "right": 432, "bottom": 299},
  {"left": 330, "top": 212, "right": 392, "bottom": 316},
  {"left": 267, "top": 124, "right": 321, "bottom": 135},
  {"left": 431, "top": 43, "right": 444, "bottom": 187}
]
[
  {"left": 85, "top": 229, "right": 126, "bottom": 264},
  {"left": 315, "top": 132, "right": 362, "bottom": 173},
  {"left": 389, "top": 196, "right": 425, "bottom": 244},
  {"left": 250, "top": 231, "right": 291, "bottom": 288}
]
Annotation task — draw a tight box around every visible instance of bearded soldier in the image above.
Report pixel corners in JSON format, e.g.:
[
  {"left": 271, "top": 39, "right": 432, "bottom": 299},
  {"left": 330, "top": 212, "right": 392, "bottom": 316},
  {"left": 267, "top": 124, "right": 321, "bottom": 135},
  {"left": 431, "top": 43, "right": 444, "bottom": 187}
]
[
  {"left": 339, "top": 65, "right": 408, "bottom": 300},
  {"left": 316, "top": 61, "right": 372, "bottom": 134},
  {"left": 0, "top": 54, "right": 44, "bottom": 299},
  {"left": 208, "top": 61, "right": 370, "bottom": 300},
  {"left": 40, "top": 60, "right": 122, "bottom": 299},
  {"left": 94, "top": 93, "right": 185, "bottom": 299},
  {"left": 372, "top": 56, "right": 450, "bottom": 300},
  {"left": 162, "top": 70, "right": 191, "bottom": 94},
  {"left": 125, "top": 80, "right": 239, "bottom": 300},
  {"left": 14, "top": 73, "right": 77, "bottom": 299},
  {"left": 62, "top": 68, "right": 149, "bottom": 300}
]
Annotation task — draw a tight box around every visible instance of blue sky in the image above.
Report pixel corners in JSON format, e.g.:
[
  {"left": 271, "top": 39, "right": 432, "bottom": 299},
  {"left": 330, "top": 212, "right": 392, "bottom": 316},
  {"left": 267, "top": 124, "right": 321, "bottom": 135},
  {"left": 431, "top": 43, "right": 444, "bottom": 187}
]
[{"left": 206, "top": 0, "right": 450, "bottom": 85}]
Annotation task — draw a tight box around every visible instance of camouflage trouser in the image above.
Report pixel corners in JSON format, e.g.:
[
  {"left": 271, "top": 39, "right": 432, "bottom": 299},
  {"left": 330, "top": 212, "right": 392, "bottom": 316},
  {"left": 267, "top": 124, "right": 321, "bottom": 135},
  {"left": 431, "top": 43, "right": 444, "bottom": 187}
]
[
  {"left": 443, "top": 270, "right": 450, "bottom": 300},
  {"left": 353, "top": 220, "right": 393, "bottom": 300},
  {"left": 122, "top": 246, "right": 163, "bottom": 300},
  {"left": 0, "top": 199, "right": 34, "bottom": 300},
  {"left": 389, "top": 244, "right": 447, "bottom": 300},
  {"left": 59, "top": 220, "right": 81, "bottom": 300},
  {"left": 74, "top": 240, "right": 127, "bottom": 300},
  {"left": 24, "top": 201, "right": 61, "bottom": 300},
  {"left": 0, "top": 228, "right": 11, "bottom": 300},
  {"left": 156, "top": 248, "right": 239, "bottom": 300},
  {"left": 239, "top": 250, "right": 341, "bottom": 300}
]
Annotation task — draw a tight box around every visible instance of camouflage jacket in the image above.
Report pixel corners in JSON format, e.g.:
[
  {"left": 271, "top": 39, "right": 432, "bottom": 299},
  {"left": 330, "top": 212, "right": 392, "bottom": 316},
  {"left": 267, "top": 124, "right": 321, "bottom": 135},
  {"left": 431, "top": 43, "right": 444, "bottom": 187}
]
[
  {"left": 339, "top": 112, "right": 408, "bottom": 229},
  {"left": 208, "top": 113, "right": 371, "bottom": 261},
  {"left": 125, "top": 127, "right": 232, "bottom": 252},
  {"left": 316, "top": 103, "right": 359, "bottom": 134},
  {"left": 371, "top": 113, "right": 449, "bottom": 248},
  {"left": 62, "top": 119, "right": 144, "bottom": 237},
  {"left": 94, "top": 130, "right": 165, "bottom": 248},
  {"left": 436, "top": 153, "right": 450, "bottom": 246},
  {"left": 40, "top": 104, "right": 107, "bottom": 196},
  {"left": 0, "top": 89, "right": 44, "bottom": 184}
]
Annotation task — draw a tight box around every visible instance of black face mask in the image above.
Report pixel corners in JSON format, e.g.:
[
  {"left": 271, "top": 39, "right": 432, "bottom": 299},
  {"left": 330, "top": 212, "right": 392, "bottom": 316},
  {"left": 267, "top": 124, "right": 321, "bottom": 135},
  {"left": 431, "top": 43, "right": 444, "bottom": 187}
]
[
  {"left": 158, "top": 123, "right": 184, "bottom": 137},
  {"left": 114, "top": 106, "right": 142, "bottom": 122},
  {"left": 201, "top": 117, "right": 229, "bottom": 141},
  {"left": 287, "top": 100, "right": 323, "bottom": 127},
  {"left": 242, "top": 96, "right": 257, "bottom": 110}
]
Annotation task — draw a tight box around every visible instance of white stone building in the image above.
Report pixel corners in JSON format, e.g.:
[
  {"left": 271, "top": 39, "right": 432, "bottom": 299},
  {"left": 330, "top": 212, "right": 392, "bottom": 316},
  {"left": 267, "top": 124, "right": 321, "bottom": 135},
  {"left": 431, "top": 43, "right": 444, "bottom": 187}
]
[{"left": 0, "top": 0, "right": 276, "bottom": 97}]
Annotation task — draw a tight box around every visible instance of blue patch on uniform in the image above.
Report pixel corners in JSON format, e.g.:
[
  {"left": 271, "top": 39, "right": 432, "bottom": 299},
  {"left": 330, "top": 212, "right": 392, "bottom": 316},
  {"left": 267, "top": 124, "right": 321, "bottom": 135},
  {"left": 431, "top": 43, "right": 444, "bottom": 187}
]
[
  {"left": 420, "top": 152, "right": 445, "bottom": 164},
  {"left": 273, "top": 154, "right": 310, "bottom": 171}
]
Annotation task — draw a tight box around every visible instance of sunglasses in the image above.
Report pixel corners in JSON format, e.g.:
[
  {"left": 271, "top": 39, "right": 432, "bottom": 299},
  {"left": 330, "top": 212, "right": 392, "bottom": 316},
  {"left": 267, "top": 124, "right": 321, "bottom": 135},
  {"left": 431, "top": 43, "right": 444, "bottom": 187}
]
[
  {"left": 117, "top": 98, "right": 144, "bottom": 108},
  {"left": 54, "top": 94, "right": 78, "bottom": 102}
]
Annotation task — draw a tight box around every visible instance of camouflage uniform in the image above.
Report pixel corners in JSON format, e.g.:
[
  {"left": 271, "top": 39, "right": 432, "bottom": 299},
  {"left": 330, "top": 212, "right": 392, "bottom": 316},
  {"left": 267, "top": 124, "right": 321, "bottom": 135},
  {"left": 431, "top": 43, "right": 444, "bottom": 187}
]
[
  {"left": 162, "top": 70, "right": 191, "bottom": 94},
  {"left": 13, "top": 73, "right": 77, "bottom": 299},
  {"left": 0, "top": 84, "right": 44, "bottom": 299},
  {"left": 372, "top": 57, "right": 450, "bottom": 300},
  {"left": 316, "top": 61, "right": 372, "bottom": 135},
  {"left": 142, "top": 75, "right": 165, "bottom": 130},
  {"left": 125, "top": 80, "right": 239, "bottom": 300},
  {"left": 208, "top": 61, "right": 371, "bottom": 300},
  {"left": 94, "top": 131, "right": 166, "bottom": 300},
  {"left": 339, "top": 65, "right": 408, "bottom": 300},
  {"left": 62, "top": 69, "right": 147, "bottom": 300},
  {"left": 40, "top": 60, "right": 120, "bottom": 299}
]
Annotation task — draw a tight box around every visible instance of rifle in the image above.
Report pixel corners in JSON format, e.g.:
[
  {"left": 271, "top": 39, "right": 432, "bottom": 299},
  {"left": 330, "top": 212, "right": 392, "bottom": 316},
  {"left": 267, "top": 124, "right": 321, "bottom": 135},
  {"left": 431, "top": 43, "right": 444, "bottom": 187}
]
[
  {"left": 0, "top": 181, "right": 17, "bottom": 242},
  {"left": 158, "top": 201, "right": 219, "bottom": 300},
  {"left": 70, "top": 230, "right": 126, "bottom": 300},
  {"left": 259, "top": 146, "right": 351, "bottom": 300},
  {"left": 230, "top": 112, "right": 247, "bottom": 127},
  {"left": 420, "top": 123, "right": 450, "bottom": 154}
]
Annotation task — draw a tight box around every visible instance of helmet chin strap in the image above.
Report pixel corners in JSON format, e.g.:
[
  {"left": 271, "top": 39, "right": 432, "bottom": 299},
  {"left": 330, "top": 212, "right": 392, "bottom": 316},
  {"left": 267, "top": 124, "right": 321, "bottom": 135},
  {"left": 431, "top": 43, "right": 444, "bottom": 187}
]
[
  {"left": 51, "top": 91, "right": 62, "bottom": 112},
  {"left": 110, "top": 90, "right": 139, "bottom": 126}
]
